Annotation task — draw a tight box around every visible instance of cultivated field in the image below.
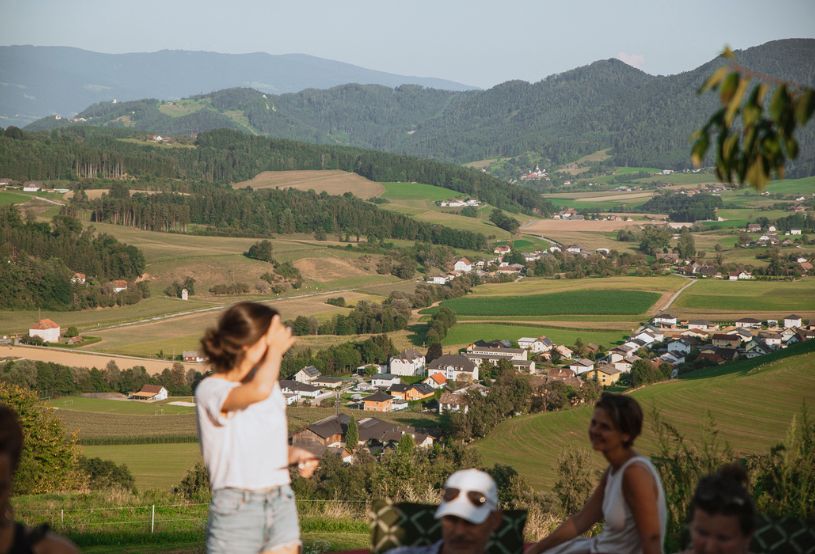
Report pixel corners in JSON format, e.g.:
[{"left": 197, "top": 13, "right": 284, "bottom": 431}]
[
  {"left": 476, "top": 343, "right": 815, "bottom": 489},
  {"left": 441, "top": 323, "right": 627, "bottom": 349},
  {"left": 437, "top": 290, "right": 660, "bottom": 317},
  {"left": 233, "top": 170, "right": 384, "bottom": 198},
  {"left": 82, "top": 443, "right": 201, "bottom": 490},
  {"left": 521, "top": 218, "right": 657, "bottom": 234},
  {"left": 0, "top": 345, "right": 203, "bottom": 374}
]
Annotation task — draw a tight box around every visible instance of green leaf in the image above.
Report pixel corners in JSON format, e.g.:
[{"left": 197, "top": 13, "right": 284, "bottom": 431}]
[
  {"left": 691, "top": 133, "right": 709, "bottom": 168},
  {"left": 785, "top": 137, "right": 799, "bottom": 159},
  {"left": 746, "top": 158, "right": 768, "bottom": 190},
  {"left": 769, "top": 85, "right": 789, "bottom": 123},
  {"left": 724, "top": 79, "right": 749, "bottom": 127},
  {"left": 794, "top": 88, "right": 815, "bottom": 125},
  {"left": 721, "top": 46, "right": 734, "bottom": 59},
  {"left": 699, "top": 66, "right": 729, "bottom": 94},
  {"left": 719, "top": 73, "right": 740, "bottom": 105}
]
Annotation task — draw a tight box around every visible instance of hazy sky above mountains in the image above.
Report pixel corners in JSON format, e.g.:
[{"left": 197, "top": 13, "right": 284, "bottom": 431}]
[{"left": 1, "top": 0, "right": 813, "bottom": 89}]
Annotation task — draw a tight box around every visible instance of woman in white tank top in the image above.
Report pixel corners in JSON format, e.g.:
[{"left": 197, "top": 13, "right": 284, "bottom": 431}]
[{"left": 526, "top": 393, "right": 667, "bottom": 554}]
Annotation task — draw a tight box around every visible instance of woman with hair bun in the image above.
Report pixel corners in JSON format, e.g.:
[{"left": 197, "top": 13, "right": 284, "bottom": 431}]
[
  {"left": 527, "top": 392, "right": 667, "bottom": 554},
  {"left": 681, "top": 464, "right": 756, "bottom": 554},
  {"left": 196, "top": 302, "right": 318, "bottom": 554}
]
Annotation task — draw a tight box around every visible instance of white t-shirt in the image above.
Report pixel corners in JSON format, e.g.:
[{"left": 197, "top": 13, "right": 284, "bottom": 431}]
[{"left": 195, "top": 376, "right": 290, "bottom": 491}]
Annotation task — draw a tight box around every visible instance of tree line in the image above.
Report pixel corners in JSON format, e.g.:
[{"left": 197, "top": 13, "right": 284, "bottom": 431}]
[
  {"left": 80, "top": 186, "right": 489, "bottom": 250},
  {"left": 640, "top": 192, "right": 723, "bottom": 222}
]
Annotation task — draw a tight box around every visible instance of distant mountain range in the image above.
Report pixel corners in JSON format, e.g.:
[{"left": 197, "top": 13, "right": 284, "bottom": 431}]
[
  {"left": 17, "top": 39, "right": 815, "bottom": 174},
  {"left": 0, "top": 46, "right": 476, "bottom": 126}
]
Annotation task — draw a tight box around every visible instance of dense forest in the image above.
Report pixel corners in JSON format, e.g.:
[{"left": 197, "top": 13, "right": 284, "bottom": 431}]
[
  {"left": 0, "top": 207, "right": 147, "bottom": 309},
  {"left": 640, "top": 192, "right": 723, "bottom": 222},
  {"left": 0, "top": 127, "right": 551, "bottom": 215},
  {"left": 25, "top": 40, "right": 815, "bottom": 174},
  {"left": 80, "top": 184, "right": 488, "bottom": 250}
]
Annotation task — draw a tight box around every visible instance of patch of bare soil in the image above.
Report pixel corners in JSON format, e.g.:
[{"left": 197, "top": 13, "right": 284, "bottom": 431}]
[
  {"left": 293, "top": 257, "right": 370, "bottom": 282},
  {"left": 233, "top": 170, "right": 384, "bottom": 199}
]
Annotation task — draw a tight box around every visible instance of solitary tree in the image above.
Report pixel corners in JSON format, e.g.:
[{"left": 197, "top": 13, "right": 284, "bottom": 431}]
[{"left": 345, "top": 416, "right": 359, "bottom": 452}]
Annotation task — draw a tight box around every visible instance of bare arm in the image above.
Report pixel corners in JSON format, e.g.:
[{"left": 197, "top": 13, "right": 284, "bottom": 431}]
[
  {"left": 622, "top": 463, "right": 662, "bottom": 554},
  {"left": 221, "top": 315, "right": 294, "bottom": 413},
  {"left": 288, "top": 445, "right": 320, "bottom": 478},
  {"left": 526, "top": 471, "right": 607, "bottom": 554}
]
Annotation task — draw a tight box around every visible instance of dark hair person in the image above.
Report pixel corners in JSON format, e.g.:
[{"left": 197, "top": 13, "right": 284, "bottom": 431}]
[
  {"left": 0, "top": 405, "right": 79, "bottom": 554},
  {"left": 196, "top": 302, "right": 318, "bottom": 554},
  {"left": 527, "top": 393, "right": 667, "bottom": 554},
  {"left": 681, "top": 464, "right": 756, "bottom": 554}
]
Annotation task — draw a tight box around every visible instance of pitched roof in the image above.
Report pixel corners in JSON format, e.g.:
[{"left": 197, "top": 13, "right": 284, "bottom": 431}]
[
  {"left": 298, "top": 365, "right": 321, "bottom": 378},
  {"left": 280, "top": 379, "right": 320, "bottom": 393},
  {"left": 785, "top": 314, "right": 802, "bottom": 319},
  {"left": 307, "top": 414, "right": 350, "bottom": 439},
  {"left": 427, "top": 355, "right": 477, "bottom": 373},
  {"left": 735, "top": 317, "right": 761, "bottom": 323},
  {"left": 428, "top": 373, "right": 447, "bottom": 385},
  {"left": 138, "top": 384, "right": 165, "bottom": 394},
  {"left": 395, "top": 349, "right": 423, "bottom": 360},
  {"left": 409, "top": 383, "right": 435, "bottom": 395},
  {"left": 363, "top": 391, "right": 394, "bottom": 403},
  {"left": 30, "top": 319, "right": 60, "bottom": 330}
]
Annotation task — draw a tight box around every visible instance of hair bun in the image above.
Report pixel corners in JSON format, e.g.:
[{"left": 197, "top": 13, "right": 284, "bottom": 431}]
[{"left": 717, "top": 462, "right": 749, "bottom": 488}]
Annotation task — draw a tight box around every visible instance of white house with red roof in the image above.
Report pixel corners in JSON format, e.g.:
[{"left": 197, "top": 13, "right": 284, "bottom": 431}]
[
  {"left": 29, "top": 319, "right": 60, "bottom": 343},
  {"left": 453, "top": 258, "right": 473, "bottom": 273},
  {"left": 111, "top": 279, "right": 128, "bottom": 293}
]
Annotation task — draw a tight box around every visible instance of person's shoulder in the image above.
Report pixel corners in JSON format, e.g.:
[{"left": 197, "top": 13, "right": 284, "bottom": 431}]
[
  {"left": 195, "top": 375, "right": 234, "bottom": 397},
  {"left": 33, "top": 531, "right": 80, "bottom": 554}
]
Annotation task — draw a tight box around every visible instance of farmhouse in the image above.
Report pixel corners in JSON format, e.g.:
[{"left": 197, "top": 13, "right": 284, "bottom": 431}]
[
  {"left": 292, "top": 414, "right": 349, "bottom": 450},
  {"left": 311, "top": 376, "right": 344, "bottom": 389},
  {"left": 453, "top": 258, "right": 473, "bottom": 273},
  {"left": 569, "top": 358, "right": 595, "bottom": 375},
  {"left": 783, "top": 315, "right": 803, "bottom": 329},
  {"left": 493, "top": 245, "right": 511, "bottom": 256},
  {"left": 555, "top": 345, "right": 574, "bottom": 359},
  {"left": 389, "top": 383, "right": 435, "bottom": 401},
  {"left": 423, "top": 372, "right": 447, "bottom": 389},
  {"left": 182, "top": 351, "right": 206, "bottom": 362},
  {"left": 735, "top": 317, "right": 761, "bottom": 329},
  {"left": 28, "top": 319, "right": 61, "bottom": 343},
  {"left": 517, "top": 336, "right": 553, "bottom": 353},
  {"left": 279, "top": 380, "right": 322, "bottom": 401},
  {"left": 111, "top": 279, "right": 128, "bottom": 293},
  {"left": 688, "top": 320, "right": 714, "bottom": 332},
  {"left": 439, "top": 391, "right": 469, "bottom": 414},
  {"left": 371, "top": 373, "right": 401, "bottom": 388},
  {"left": 759, "top": 332, "right": 783, "bottom": 349},
  {"left": 585, "top": 364, "right": 621, "bottom": 386},
  {"left": 652, "top": 313, "right": 677, "bottom": 327},
  {"left": 294, "top": 365, "right": 321, "bottom": 383},
  {"left": 427, "top": 355, "right": 479, "bottom": 382},
  {"left": 362, "top": 391, "right": 395, "bottom": 412},
  {"left": 129, "top": 384, "right": 168, "bottom": 401},
  {"left": 667, "top": 340, "right": 692, "bottom": 356},
  {"left": 389, "top": 349, "right": 426, "bottom": 377},
  {"left": 712, "top": 334, "right": 742, "bottom": 349},
  {"left": 71, "top": 272, "right": 86, "bottom": 285}
]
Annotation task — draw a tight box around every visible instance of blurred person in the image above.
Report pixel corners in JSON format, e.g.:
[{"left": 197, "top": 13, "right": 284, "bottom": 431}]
[
  {"left": 387, "top": 468, "right": 503, "bottom": 554},
  {"left": 679, "top": 463, "right": 756, "bottom": 554},
  {"left": 0, "top": 404, "right": 79, "bottom": 554},
  {"left": 197, "top": 302, "right": 318, "bottom": 554},
  {"left": 527, "top": 393, "right": 666, "bottom": 554}
]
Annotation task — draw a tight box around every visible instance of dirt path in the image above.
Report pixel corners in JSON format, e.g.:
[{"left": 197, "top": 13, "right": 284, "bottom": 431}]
[{"left": 654, "top": 278, "right": 697, "bottom": 314}]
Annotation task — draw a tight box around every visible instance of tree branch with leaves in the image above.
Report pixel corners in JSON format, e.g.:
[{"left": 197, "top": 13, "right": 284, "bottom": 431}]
[{"left": 692, "top": 47, "right": 814, "bottom": 189}]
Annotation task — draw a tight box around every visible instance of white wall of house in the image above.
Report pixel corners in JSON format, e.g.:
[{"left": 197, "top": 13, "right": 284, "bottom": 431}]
[{"left": 29, "top": 327, "right": 60, "bottom": 342}]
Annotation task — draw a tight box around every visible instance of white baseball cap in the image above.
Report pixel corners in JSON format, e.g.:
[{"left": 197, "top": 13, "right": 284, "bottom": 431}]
[{"left": 434, "top": 468, "right": 498, "bottom": 524}]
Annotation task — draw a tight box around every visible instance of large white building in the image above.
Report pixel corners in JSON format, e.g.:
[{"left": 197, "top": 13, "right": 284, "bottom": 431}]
[
  {"left": 28, "top": 319, "right": 60, "bottom": 343},
  {"left": 389, "top": 349, "right": 426, "bottom": 377},
  {"left": 427, "top": 355, "right": 479, "bottom": 382}
]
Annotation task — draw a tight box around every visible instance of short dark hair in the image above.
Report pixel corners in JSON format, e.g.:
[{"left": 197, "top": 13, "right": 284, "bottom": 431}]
[
  {"left": 0, "top": 404, "right": 24, "bottom": 472},
  {"left": 594, "top": 393, "right": 643, "bottom": 448},
  {"left": 689, "top": 463, "right": 756, "bottom": 535},
  {"left": 200, "top": 302, "right": 279, "bottom": 373}
]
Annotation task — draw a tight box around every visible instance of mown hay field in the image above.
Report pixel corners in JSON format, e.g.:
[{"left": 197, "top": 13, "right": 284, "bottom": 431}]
[
  {"left": 672, "top": 278, "right": 815, "bottom": 312},
  {"left": 476, "top": 343, "right": 815, "bottom": 489},
  {"left": 233, "top": 170, "right": 384, "bottom": 199},
  {"left": 437, "top": 290, "right": 661, "bottom": 317},
  {"left": 470, "top": 275, "right": 686, "bottom": 297},
  {"left": 82, "top": 443, "right": 201, "bottom": 490}
]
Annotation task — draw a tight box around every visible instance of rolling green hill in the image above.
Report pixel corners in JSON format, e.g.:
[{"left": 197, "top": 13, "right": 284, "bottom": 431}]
[
  {"left": 475, "top": 341, "right": 815, "bottom": 489},
  {"left": 25, "top": 39, "right": 815, "bottom": 174}
]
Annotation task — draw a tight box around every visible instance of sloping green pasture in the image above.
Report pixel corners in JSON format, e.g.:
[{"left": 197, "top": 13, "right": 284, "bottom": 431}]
[
  {"left": 673, "top": 278, "right": 815, "bottom": 312},
  {"left": 437, "top": 290, "right": 660, "bottom": 316},
  {"left": 476, "top": 342, "right": 815, "bottom": 489}
]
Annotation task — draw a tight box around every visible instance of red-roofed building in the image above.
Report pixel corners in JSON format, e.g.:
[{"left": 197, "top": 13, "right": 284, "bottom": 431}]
[
  {"left": 29, "top": 319, "right": 60, "bottom": 343},
  {"left": 111, "top": 280, "right": 128, "bottom": 293}
]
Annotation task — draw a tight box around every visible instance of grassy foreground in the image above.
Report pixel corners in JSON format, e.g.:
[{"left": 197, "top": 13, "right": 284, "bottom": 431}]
[{"left": 475, "top": 341, "right": 815, "bottom": 489}]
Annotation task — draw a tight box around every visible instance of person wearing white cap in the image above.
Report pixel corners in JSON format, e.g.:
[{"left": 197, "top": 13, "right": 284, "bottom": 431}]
[{"left": 387, "top": 468, "right": 503, "bottom": 554}]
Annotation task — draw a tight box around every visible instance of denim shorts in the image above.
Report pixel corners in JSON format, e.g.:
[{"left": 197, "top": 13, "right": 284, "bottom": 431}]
[{"left": 206, "top": 485, "right": 301, "bottom": 553}]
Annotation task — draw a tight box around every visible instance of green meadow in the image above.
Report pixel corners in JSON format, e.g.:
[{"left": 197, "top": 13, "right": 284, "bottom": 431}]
[
  {"left": 672, "top": 278, "right": 815, "bottom": 312},
  {"left": 441, "top": 323, "right": 627, "bottom": 348},
  {"left": 476, "top": 342, "right": 815, "bottom": 489}
]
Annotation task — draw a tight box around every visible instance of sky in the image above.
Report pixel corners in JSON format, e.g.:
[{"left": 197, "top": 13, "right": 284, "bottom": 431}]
[{"left": 1, "top": 0, "right": 813, "bottom": 89}]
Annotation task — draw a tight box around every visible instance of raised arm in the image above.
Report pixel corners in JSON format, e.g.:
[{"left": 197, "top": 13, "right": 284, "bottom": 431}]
[
  {"left": 221, "top": 315, "right": 294, "bottom": 413},
  {"left": 622, "top": 463, "right": 662, "bottom": 554},
  {"left": 526, "top": 470, "right": 607, "bottom": 554}
]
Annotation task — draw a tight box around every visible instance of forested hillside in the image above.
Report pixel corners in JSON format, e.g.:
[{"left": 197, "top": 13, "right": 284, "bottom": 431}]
[
  {"left": 26, "top": 39, "right": 815, "bottom": 174},
  {"left": 0, "top": 127, "right": 549, "bottom": 215}
]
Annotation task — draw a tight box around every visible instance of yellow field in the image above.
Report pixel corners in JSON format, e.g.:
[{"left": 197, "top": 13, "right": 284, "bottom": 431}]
[{"left": 233, "top": 170, "right": 384, "bottom": 198}]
